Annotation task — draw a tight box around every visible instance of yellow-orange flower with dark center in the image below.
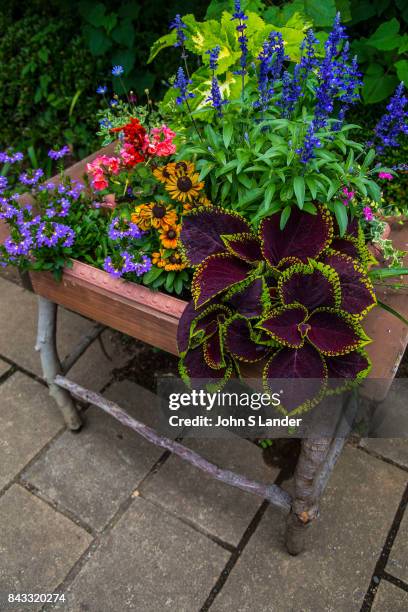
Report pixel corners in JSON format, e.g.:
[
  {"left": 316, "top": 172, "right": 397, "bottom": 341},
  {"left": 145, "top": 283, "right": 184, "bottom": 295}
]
[
  {"left": 131, "top": 202, "right": 177, "bottom": 231},
  {"left": 152, "top": 249, "right": 167, "bottom": 268},
  {"left": 164, "top": 250, "right": 186, "bottom": 272},
  {"left": 152, "top": 164, "right": 175, "bottom": 184},
  {"left": 165, "top": 171, "right": 204, "bottom": 203},
  {"left": 159, "top": 225, "right": 180, "bottom": 249}
]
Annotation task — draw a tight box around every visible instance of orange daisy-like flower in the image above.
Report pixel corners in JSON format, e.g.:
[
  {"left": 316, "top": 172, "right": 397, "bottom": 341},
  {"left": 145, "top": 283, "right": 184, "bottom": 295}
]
[
  {"left": 152, "top": 249, "right": 167, "bottom": 268},
  {"left": 152, "top": 164, "right": 175, "bottom": 184},
  {"left": 159, "top": 225, "right": 181, "bottom": 249},
  {"left": 183, "top": 194, "right": 213, "bottom": 213},
  {"left": 164, "top": 250, "right": 186, "bottom": 272},
  {"left": 131, "top": 202, "right": 177, "bottom": 231},
  {"left": 173, "top": 160, "right": 196, "bottom": 175},
  {"left": 165, "top": 171, "right": 204, "bottom": 203}
]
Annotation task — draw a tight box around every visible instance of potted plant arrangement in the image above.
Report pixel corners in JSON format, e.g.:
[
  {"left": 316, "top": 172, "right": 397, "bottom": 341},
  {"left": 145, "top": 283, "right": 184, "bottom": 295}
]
[{"left": 1, "top": 4, "right": 408, "bottom": 412}]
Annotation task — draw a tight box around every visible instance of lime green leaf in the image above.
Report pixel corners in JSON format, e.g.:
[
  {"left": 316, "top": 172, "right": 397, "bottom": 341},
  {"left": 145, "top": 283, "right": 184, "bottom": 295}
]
[{"left": 148, "top": 30, "right": 177, "bottom": 63}]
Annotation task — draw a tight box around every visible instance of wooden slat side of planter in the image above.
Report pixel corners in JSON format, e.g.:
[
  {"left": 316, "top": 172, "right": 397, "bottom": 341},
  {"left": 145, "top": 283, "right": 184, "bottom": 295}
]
[{"left": 29, "top": 260, "right": 187, "bottom": 356}]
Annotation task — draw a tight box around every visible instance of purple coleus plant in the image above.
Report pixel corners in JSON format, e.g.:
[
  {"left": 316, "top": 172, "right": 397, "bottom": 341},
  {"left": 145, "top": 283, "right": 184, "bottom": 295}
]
[{"left": 177, "top": 206, "right": 375, "bottom": 413}]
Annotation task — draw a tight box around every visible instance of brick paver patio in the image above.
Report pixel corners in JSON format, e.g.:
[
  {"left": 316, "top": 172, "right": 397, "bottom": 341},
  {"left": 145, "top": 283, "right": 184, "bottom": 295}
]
[{"left": 0, "top": 274, "right": 407, "bottom": 611}]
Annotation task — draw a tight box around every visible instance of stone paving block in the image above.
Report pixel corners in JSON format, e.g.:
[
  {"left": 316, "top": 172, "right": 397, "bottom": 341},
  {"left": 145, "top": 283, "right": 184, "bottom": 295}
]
[
  {"left": 0, "top": 372, "right": 62, "bottom": 491},
  {"left": 0, "top": 357, "right": 11, "bottom": 377},
  {"left": 360, "top": 438, "right": 408, "bottom": 470},
  {"left": 141, "top": 435, "right": 279, "bottom": 547},
  {"left": 0, "top": 277, "right": 93, "bottom": 377},
  {"left": 65, "top": 329, "right": 132, "bottom": 390},
  {"left": 57, "top": 496, "right": 230, "bottom": 612},
  {"left": 0, "top": 485, "right": 92, "bottom": 611},
  {"left": 23, "top": 380, "right": 163, "bottom": 531},
  {"left": 212, "top": 446, "right": 407, "bottom": 612},
  {"left": 371, "top": 581, "right": 408, "bottom": 611},
  {"left": 386, "top": 505, "right": 408, "bottom": 583}
]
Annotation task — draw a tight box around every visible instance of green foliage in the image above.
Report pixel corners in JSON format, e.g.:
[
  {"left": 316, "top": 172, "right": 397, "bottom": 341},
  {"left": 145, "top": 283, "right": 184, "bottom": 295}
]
[{"left": 150, "top": 6, "right": 310, "bottom": 65}]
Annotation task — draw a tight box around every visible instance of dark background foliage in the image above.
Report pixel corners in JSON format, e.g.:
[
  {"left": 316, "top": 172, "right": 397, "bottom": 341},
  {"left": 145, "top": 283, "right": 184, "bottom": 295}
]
[{"left": 0, "top": 0, "right": 208, "bottom": 164}]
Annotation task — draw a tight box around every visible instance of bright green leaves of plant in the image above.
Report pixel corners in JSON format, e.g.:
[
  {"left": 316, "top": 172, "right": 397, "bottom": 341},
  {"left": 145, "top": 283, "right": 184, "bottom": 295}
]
[{"left": 293, "top": 176, "right": 305, "bottom": 209}]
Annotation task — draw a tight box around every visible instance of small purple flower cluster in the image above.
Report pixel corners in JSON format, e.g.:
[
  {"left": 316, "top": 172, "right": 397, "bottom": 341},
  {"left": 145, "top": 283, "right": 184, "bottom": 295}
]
[
  {"left": 295, "top": 14, "right": 362, "bottom": 162},
  {"left": 231, "top": 1, "right": 249, "bottom": 79},
  {"left": 374, "top": 82, "right": 408, "bottom": 152},
  {"left": 103, "top": 252, "right": 151, "bottom": 278},
  {"left": 280, "top": 65, "right": 302, "bottom": 117},
  {"left": 36, "top": 222, "right": 75, "bottom": 248},
  {"left": 299, "top": 29, "right": 319, "bottom": 73},
  {"left": 0, "top": 151, "right": 23, "bottom": 164},
  {"left": 205, "top": 46, "right": 228, "bottom": 117},
  {"left": 0, "top": 165, "right": 85, "bottom": 268},
  {"left": 48, "top": 145, "right": 70, "bottom": 160},
  {"left": 19, "top": 169, "right": 44, "bottom": 186},
  {"left": 296, "top": 122, "right": 322, "bottom": 164},
  {"left": 206, "top": 45, "right": 221, "bottom": 71},
  {"left": 174, "top": 67, "right": 195, "bottom": 106},
  {"left": 170, "top": 14, "right": 187, "bottom": 48},
  {"left": 255, "top": 32, "right": 288, "bottom": 113},
  {"left": 0, "top": 176, "right": 8, "bottom": 193},
  {"left": 108, "top": 217, "right": 143, "bottom": 241}
]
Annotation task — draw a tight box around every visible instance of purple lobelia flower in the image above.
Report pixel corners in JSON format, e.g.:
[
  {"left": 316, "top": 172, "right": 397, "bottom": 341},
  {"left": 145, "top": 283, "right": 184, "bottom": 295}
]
[
  {"left": 374, "top": 83, "right": 408, "bottom": 152},
  {"left": 169, "top": 14, "right": 187, "bottom": 48},
  {"left": 36, "top": 222, "right": 75, "bottom": 248},
  {"left": 19, "top": 169, "right": 44, "bottom": 186},
  {"left": 48, "top": 145, "right": 70, "bottom": 160},
  {"left": 173, "top": 67, "right": 195, "bottom": 106},
  {"left": 0, "top": 151, "right": 23, "bottom": 164},
  {"left": 0, "top": 176, "right": 8, "bottom": 193},
  {"left": 255, "top": 32, "right": 288, "bottom": 113},
  {"left": 108, "top": 217, "right": 143, "bottom": 241},
  {"left": 4, "top": 234, "right": 33, "bottom": 257},
  {"left": 134, "top": 254, "right": 152, "bottom": 275},
  {"left": 103, "top": 250, "right": 150, "bottom": 278}
]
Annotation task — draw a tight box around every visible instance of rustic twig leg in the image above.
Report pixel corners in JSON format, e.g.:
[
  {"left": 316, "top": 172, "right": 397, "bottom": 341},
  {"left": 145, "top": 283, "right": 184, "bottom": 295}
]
[
  {"left": 285, "top": 437, "right": 332, "bottom": 555},
  {"left": 35, "top": 296, "right": 82, "bottom": 431}
]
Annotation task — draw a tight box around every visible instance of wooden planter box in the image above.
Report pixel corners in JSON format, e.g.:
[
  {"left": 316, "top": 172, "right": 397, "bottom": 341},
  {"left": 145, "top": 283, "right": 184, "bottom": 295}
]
[{"left": 29, "top": 259, "right": 186, "bottom": 356}]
